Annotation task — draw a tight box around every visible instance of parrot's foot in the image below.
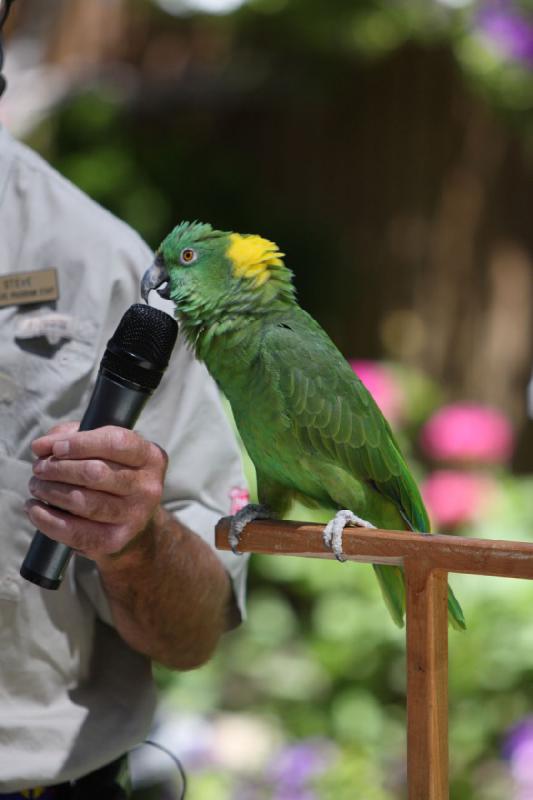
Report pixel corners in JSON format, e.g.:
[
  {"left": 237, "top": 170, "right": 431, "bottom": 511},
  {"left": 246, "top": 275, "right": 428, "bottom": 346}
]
[
  {"left": 228, "top": 503, "right": 275, "bottom": 554},
  {"left": 323, "top": 509, "right": 376, "bottom": 562}
]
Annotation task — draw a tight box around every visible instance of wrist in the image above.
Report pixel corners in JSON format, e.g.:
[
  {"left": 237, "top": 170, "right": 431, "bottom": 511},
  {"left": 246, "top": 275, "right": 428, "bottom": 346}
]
[{"left": 96, "top": 505, "right": 171, "bottom": 573}]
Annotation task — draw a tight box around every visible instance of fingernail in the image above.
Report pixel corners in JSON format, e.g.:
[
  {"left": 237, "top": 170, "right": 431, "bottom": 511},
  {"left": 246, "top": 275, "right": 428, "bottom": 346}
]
[
  {"left": 53, "top": 440, "right": 69, "bottom": 457},
  {"left": 33, "top": 459, "right": 45, "bottom": 474}
]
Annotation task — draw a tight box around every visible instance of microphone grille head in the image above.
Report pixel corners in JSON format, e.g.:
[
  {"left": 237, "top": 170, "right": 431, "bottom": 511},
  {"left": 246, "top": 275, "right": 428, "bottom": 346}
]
[{"left": 102, "top": 304, "right": 178, "bottom": 391}]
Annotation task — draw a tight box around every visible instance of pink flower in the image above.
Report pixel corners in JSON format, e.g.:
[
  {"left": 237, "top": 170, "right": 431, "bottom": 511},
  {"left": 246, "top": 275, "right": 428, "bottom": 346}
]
[
  {"left": 420, "top": 403, "right": 514, "bottom": 465},
  {"left": 350, "top": 360, "right": 404, "bottom": 425},
  {"left": 230, "top": 487, "right": 250, "bottom": 515},
  {"left": 421, "top": 469, "right": 496, "bottom": 530}
]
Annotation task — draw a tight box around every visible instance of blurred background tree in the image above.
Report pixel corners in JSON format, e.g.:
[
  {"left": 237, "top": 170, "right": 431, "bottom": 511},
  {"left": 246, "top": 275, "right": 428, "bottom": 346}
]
[
  {"left": 3, "top": 0, "right": 533, "bottom": 449},
  {"left": 4, "top": 2, "right": 533, "bottom": 798}
]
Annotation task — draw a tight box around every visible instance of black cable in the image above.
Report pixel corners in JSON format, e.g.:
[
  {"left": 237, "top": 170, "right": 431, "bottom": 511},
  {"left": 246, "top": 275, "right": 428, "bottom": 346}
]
[{"left": 140, "top": 739, "right": 188, "bottom": 800}]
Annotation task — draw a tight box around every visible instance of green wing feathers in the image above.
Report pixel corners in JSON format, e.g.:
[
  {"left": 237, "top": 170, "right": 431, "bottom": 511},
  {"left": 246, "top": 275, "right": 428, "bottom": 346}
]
[{"left": 259, "top": 312, "right": 466, "bottom": 631}]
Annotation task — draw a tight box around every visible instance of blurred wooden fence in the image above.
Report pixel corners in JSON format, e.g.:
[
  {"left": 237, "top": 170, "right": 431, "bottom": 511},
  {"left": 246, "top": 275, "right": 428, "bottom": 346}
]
[{"left": 216, "top": 518, "right": 533, "bottom": 799}]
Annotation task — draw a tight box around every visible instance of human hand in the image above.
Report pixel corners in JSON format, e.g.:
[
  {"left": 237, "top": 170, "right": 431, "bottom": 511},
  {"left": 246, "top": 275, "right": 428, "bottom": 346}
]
[{"left": 25, "top": 422, "right": 169, "bottom": 561}]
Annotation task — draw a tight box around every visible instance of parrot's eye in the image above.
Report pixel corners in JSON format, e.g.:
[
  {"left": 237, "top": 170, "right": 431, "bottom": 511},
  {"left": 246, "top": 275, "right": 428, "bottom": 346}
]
[{"left": 180, "top": 248, "right": 198, "bottom": 266}]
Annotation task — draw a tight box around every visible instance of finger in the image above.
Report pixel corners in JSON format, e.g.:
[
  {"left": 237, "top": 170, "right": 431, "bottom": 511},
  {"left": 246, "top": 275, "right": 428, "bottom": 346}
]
[
  {"left": 24, "top": 500, "right": 131, "bottom": 557},
  {"left": 32, "top": 422, "right": 80, "bottom": 458},
  {"left": 48, "top": 427, "right": 153, "bottom": 468},
  {"left": 29, "top": 476, "right": 127, "bottom": 524},
  {"left": 32, "top": 456, "right": 137, "bottom": 496}
]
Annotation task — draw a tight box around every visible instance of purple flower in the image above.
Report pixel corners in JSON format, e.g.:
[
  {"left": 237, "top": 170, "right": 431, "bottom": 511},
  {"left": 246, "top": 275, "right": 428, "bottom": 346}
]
[
  {"left": 476, "top": 1, "right": 533, "bottom": 66},
  {"left": 504, "top": 718, "right": 533, "bottom": 791},
  {"left": 269, "top": 739, "right": 335, "bottom": 791},
  {"left": 233, "top": 740, "right": 336, "bottom": 800},
  {"left": 504, "top": 718, "right": 533, "bottom": 761},
  {"left": 420, "top": 403, "right": 514, "bottom": 465}
]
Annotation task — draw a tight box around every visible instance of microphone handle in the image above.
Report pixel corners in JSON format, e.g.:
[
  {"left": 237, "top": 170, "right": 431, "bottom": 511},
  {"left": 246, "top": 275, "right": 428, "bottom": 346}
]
[{"left": 20, "top": 371, "right": 151, "bottom": 590}]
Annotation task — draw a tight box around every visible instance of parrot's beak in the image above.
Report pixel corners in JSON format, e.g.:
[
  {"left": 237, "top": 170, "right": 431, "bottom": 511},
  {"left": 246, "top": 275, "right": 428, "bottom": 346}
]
[{"left": 141, "top": 254, "right": 171, "bottom": 302}]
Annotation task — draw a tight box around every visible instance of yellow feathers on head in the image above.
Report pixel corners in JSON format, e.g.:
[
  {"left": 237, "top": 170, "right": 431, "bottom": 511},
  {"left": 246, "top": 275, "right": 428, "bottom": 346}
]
[{"left": 226, "top": 234, "right": 285, "bottom": 287}]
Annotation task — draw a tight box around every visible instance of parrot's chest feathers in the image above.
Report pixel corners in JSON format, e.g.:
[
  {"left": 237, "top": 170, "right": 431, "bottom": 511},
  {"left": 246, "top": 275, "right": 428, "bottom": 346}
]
[
  {"left": 200, "top": 332, "right": 259, "bottom": 389},
  {"left": 199, "top": 313, "right": 336, "bottom": 503}
]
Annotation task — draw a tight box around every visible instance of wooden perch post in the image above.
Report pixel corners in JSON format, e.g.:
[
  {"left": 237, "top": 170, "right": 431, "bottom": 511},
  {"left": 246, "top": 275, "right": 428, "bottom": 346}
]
[{"left": 216, "top": 518, "right": 533, "bottom": 800}]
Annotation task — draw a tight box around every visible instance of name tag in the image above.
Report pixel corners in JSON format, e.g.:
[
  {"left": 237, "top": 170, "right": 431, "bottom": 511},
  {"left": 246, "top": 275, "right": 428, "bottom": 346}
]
[{"left": 0, "top": 269, "right": 59, "bottom": 307}]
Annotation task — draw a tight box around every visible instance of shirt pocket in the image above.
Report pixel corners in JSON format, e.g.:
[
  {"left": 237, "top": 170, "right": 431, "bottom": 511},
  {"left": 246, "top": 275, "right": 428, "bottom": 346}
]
[{"left": 2, "top": 312, "right": 100, "bottom": 458}]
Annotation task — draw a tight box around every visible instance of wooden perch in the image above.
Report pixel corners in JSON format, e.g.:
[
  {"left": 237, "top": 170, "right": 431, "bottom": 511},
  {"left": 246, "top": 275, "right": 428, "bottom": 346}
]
[
  {"left": 216, "top": 517, "right": 533, "bottom": 578},
  {"left": 216, "top": 518, "right": 533, "bottom": 800}
]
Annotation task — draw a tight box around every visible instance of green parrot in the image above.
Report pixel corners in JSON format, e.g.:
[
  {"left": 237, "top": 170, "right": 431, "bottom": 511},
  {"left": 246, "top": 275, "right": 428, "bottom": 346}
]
[{"left": 141, "top": 221, "right": 465, "bottom": 631}]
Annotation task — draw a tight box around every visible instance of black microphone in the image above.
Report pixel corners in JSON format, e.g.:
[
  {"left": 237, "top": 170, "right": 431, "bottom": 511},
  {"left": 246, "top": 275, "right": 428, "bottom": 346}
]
[{"left": 20, "top": 303, "right": 178, "bottom": 590}]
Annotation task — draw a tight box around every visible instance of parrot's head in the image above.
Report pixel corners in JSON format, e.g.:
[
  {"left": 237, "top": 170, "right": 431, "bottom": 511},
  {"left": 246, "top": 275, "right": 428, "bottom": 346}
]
[{"left": 141, "top": 221, "right": 296, "bottom": 340}]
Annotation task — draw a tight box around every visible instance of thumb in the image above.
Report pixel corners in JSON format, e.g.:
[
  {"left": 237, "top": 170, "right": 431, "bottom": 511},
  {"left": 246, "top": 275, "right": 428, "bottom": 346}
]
[{"left": 31, "top": 421, "right": 81, "bottom": 457}]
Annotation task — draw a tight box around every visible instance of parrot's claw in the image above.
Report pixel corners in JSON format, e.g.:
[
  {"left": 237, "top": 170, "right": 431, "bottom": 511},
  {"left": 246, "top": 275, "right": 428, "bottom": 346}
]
[
  {"left": 228, "top": 503, "right": 275, "bottom": 554},
  {"left": 323, "top": 509, "right": 376, "bottom": 562}
]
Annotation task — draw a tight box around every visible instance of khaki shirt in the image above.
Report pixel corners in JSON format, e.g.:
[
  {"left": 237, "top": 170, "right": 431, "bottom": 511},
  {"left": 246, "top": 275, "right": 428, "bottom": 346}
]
[{"left": 0, "top": 127, "right": 248, "bottom": 791}]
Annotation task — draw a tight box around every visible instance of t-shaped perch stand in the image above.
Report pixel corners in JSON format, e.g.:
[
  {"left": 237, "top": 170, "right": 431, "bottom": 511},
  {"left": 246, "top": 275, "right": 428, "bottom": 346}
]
[{"left": 216, "top": 517, "right": 533, "bottom": 800}]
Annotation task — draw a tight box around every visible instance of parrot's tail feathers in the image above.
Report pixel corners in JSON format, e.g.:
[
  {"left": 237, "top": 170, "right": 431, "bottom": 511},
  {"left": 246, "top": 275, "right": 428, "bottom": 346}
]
[
  {"left": 447, "top": 585, "right": 467, "bottom": 631},
  {"left": 373, "top": 564, "right": 405, "bottom": 628},
  {"left": 372, "top": 566, "right": 466, "bottom": 631}
]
